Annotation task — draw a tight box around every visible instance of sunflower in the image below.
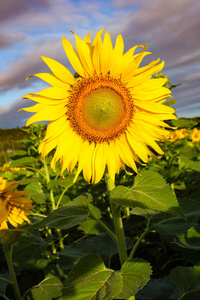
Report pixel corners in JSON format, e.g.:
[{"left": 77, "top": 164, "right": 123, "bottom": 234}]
[
  {"left": 0, "top": 177, "right": 33, "bottom": 230},
  {"left": 191, "top": 128, "right": 200, "bottom": 143},
  {"left": 21, "top": 29, "right": 176, "bottom": 184}
]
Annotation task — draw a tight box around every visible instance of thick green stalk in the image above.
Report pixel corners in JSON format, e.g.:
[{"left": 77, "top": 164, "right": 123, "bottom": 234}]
[
  {"left": 43, "top": 159, "right": 64, "bottom": 250},
  {"left": 105, "top": 173, "right": 127, "bottom": 265},
  {"left": 4, "top": 246, "right": 22, "bottom": 300}
]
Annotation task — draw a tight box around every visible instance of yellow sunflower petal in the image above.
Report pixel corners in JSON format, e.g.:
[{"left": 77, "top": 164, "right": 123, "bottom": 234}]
[
  {"left": 40, "top": 56, "right": 75, "bottom": 85},
  {"left": 82, "top": 142, "right": 95, "bottom": 183},
  {"left": 27, "top": 73, "right": 70, "bottom": 89},
  {"left": 92, "top": 29, "right": 105, "bottom": 75},
  {"left": 100, "top": 32, "right": 113, "bottom": 75},
  {"left": 92, "top": 144, "right": 106, "bottom": 184},
  {"left": 127, "top": 61, "right": 165, "bottom": 87},
  {"left": 62, "top": 37, "right": 85, "bottom": 77},
  {"left": 25, "top": 104, "right": 66, "bottom": 126},
  {"left": 84, "top": 30, "right": 92, "bottom": 46},
  {"left": 110, "top": 34, "right": 124, "bottom": 76},
  {"left": 134, "top": 100, "right": 175, "bottom": 114},
  {"left": 104, "top": 143, "right": 118, "bottom": 183},
  {"left": 71, "top": 31, "right": 94, "bottom": 76},
  {"left": 29, "top": 87, "right": 69, "bottom": 99},
  {"left": 42, "top": 115, "right": 67, "bottom": 143},
  {"left": 51, "top": 125, "right": 76, "bottom": 169},
  {"left": 0, "top": 220, "right": 8, "bottom": 229},
  {"left": 60, "top": 134, "right": 83, "bottom": 175}
]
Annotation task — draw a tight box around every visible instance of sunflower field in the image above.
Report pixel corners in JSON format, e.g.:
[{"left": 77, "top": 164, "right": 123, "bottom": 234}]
[
  {"left": 1, "top": 29, "right": 200, "bottom": 300},
  {"left": 0, "top": 119, "right": 200, "bottom": 300}
]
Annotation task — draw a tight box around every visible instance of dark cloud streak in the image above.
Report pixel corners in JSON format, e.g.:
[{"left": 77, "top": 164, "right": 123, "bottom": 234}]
[{"left": 0, "top": 0, "right": 49, "bottom": 23}]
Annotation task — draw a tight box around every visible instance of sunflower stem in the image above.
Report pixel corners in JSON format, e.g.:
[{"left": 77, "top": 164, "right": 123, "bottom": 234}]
[
  {"left": 4, "top": 245, "right": 22, "bottom": 300},
  {"left": 43, "top": 159, "right": 56, "bottom": 211},
  {"left": 43, "top": 159, "right": 64, "bottom": 251},
  {"left": 105, "top": 173, "right": 127, "bottom": 265}
]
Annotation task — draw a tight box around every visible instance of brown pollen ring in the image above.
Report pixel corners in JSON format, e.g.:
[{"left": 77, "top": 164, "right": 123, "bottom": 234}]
[{"left": 67, "top": 75, "right": 134, "bottom": 143}]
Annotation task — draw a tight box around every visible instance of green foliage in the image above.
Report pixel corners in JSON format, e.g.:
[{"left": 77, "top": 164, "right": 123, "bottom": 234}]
[
  {"left": 111, "top": 170, "right": 183, "bottom": 216},
  {"left": 61, "top": 254, "right": 122, "bottom": 300},
  {"left": 171, "top": 266, "right": 200, "bottom": 299},
  {"left": 28, "top": 194, "right": 92, "bottom": 230},
  {"left": 25, "top": 275, "right": 63, "bottom": 300}
]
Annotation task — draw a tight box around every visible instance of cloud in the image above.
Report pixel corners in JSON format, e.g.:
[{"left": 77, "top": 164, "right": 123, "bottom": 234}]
[
  {"left": 0, "top": 39, "right": 69, "bottom": 93},
  {"left": 0, "top": 0, "right": 49, "bottom": 23},
  {"left": 0, "top": 98, "right": 34, "bottom": 129}
]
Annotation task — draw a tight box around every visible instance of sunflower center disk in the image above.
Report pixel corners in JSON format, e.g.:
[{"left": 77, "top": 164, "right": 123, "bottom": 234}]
[
  {"left": 82, "top": 88, "right": 125, "bottom": 132},
  {"left": 67, "top": 76, "right": 134, "bottom": 143}
]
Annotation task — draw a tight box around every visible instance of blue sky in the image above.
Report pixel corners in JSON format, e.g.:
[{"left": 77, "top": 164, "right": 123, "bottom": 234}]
[{"left": 0, "top": 0, "right": 200, "bottom": 128}]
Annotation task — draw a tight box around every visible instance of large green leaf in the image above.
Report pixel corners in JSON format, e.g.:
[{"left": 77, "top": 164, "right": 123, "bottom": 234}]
[
  {"left": 135, "top": 276, "right": 180, "bottom": 300},
  {"left": 117, "top": 259, "right": 152, "bottom": 299},
  {"left": 28, "top": 194, "right": 92, "bottom": 230},
  {"left": 180, "top": 156, "right": 200, "bottom": 172},
  {"left": 25, "top": 276, "right": 62, "bottom": 300},
  {"left": 171, "top": 266, "right": 200, "bottom": 299},
  {"left": 61, "top": 254, "right": 123, "bottom": 300},
  {"left": 13, "top": 234, "right": 47, "bottom": 272},
  {"left": 111, "top": 170, "right": 183, "bottom": 216},
  {"left": 153, "top": 198, "right": 200, "bottom": 235},
  {"left": 9, "top": 156, "right": 35, "bottom": 167},
  {"left": 59, "top": 236, "right": 133, "bottom": 272}
]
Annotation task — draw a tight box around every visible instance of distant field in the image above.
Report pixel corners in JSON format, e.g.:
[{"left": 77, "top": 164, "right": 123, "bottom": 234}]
[{"left": 0, "top": 127, "right": 29, "bottom": 164}]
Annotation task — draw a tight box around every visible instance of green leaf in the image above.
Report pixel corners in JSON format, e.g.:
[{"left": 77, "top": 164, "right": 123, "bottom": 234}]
[
  {"left": 153, "top": 198, "right": 200, "bottom": 235},
  {"left": 61, "top": 254, "right": 123, "bottom": 300},
  {"left": 171, "top": 118, "right": 198, "bottom": 129},
  {"left": 59, "top": 247, "right": 85, "bottom": 271},
  {"left": 28, "top": 194, "right": 92, "bottom": 230},
  {"left": 111, "top": 170, "right": 183, "bottom": 217},
  {"left": 135, "top": 276, "right": 180, "bottom": 300},
  {"left": 171, "top": 266, "right": 200, "bottom": 299},
  {"left": 25, "top": 276, "right": 62, "bottom": 300},
  {"left": 117, "top": 259, "right": 152, "bottom": 299},
  {"left": 47, "top": 176, "right": 74, "bottom": 190},
  {"left": 180, "top": 156, "right": 200, "bottom": 172},
  {"left": 9, "top": 156, "right": 35, "bottom": 167},
  {"left": 78, "top": 219, "right": 106, "bottom": 235},
  {"left": 59, "top": 236, "right": 133, "bottom": 272},
  {"left": 25, "top": 181, "right": 45, "bottom": 204},
  {"left": 174, "top": 225, "right": 200, "bottom": 250},
  {"left": 13, "top": 234, "right": 47, "bottom": 272}
]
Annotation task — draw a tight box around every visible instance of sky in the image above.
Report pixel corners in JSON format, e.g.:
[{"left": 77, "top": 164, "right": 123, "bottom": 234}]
[{"left": 0, "top": 0, "right": 200, "bottom": 129}]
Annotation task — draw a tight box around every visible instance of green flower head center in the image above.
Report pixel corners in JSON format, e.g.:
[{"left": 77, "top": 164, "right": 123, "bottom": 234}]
[{"left": 82, "top": 87, "right": 125, "bottom": 132}]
